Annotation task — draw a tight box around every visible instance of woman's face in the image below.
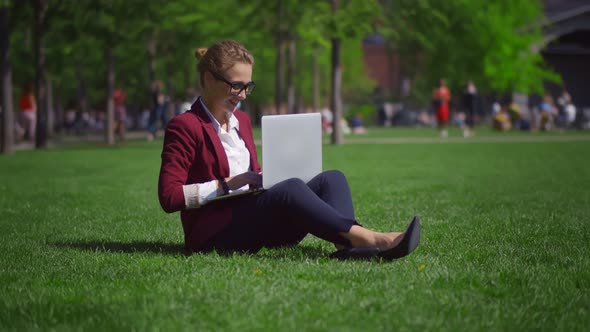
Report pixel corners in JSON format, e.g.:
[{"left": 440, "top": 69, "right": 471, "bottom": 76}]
[{"left": 205, "top": 62, "right": 253, "bottom": 114}]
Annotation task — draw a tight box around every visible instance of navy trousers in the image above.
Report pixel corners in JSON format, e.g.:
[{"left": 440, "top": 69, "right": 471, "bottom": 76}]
[{"left": 204, "top": 170, "right": 358, "bottom": 252}]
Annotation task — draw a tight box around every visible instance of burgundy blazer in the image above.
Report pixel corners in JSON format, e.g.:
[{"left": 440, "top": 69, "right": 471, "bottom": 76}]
[{"left": 158, "top": 99, "right": 261, "bottom": 251}]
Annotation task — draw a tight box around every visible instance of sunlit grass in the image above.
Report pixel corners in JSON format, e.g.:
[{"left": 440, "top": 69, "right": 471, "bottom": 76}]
[{"left": 1, "top": 130, "right": 589, "bottom": 331}]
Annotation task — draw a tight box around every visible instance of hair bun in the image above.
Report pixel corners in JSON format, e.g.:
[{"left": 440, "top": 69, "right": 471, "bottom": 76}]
[{"left": 195, "top": 48, "right": 208, "bottom": 61}]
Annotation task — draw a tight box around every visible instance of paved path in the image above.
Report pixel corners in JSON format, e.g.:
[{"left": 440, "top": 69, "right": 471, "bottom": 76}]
[
  {"left": 12, "top": 130, "right": 154, "bottom": 151},
  {"left": 12, "top": 131, "right": 590, "bottom": 151},
  {"left": 335, "top": 135, "right": 590, "bottom": 144}
]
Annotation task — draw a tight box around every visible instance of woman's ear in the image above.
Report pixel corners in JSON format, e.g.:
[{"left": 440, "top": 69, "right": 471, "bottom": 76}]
[{"left": 202, "top": 71, "right": 213, "bottom": 89}]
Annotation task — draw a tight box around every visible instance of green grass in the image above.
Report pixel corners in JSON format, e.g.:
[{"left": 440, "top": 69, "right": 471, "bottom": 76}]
[{"left": 1, "top": 129, "right": 590, "bottom": 331}]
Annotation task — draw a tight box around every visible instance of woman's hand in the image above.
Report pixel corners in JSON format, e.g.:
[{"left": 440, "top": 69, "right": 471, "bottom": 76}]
[{"left": 226, "top": 171, "right": 262, "bottom": 190}]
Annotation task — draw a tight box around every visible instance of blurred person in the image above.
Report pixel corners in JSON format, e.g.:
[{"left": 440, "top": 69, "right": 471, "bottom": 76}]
[
  {"left": 564, "top": 100, "right": 576, "bottom": 127},
  {"left": 453, "top": 111, "right": 465, "bottom": 128},
  {"left": 556, "top": 89, "right": 574, "bottom": 128},
  {"left": 178, "top": 87, "right": 198, "bottom": 115},
  {"left": 350, "top": 113, "right": 367, "bottom": 135},
  {"left": 493, "top": 104, "right": 512, "bottom": 131},
  {"left": 147, "top": 80, "right": 169, "bottom": 141},
  {"left": 340, "top": 117, "right": 351, "bottom": 135},
  {"left": 63, "top": 100, "right": 77, "bottom": 135},
  {"left": 492, "top": 100, "right": 501, "bottom": 116},
  {"left": 508, "top": 102, "right": 521, "bottom": 129},
  {"left": 18, "top": 82, "right": 36, "bottom": 142},
  {"left": 432, "top": 79, "right": 451, "bottom": 137},
  {"left": 462, "top": 80, "right": 477, "bottom": 137},
  {"left": 157, "top": 40, "right": 420, "bottom": 260},
  {"left": 539, "top": 94, "right": 558, "bottom": 131},
  {"left": 321, "top": 107, "right": 333, "bottom": 134},
  {"left": 114, "top": 87, "right": 127, "bottom": 142}
]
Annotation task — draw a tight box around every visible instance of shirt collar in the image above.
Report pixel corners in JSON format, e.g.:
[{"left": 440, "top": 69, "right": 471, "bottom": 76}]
[{"left": 199, "top": 97, "right": 240, "bottom": 133}]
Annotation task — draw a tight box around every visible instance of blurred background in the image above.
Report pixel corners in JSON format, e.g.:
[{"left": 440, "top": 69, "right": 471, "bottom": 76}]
[{"left": 1, "top": 0, "right": 589, "bottom": 150}]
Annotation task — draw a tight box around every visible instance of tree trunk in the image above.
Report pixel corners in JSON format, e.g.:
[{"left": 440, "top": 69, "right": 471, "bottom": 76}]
[
  {"left": 54, "top": 83, "right": 63, "bottom": 135},
  {"left": 75, "top": 61, "right": 89, "bottom": 116},
  {"left": 275, "top": 2, "right": 284, "bottom": 115},
  {"left": 147, "top": 36, "right": 156, "bottom": 86},
  {"left": 331, "top": 0, "right": 342, "bottom": 144},
  {"left": 275, "top": 40, "right": 284, "bottom": 115},
  {"left": 166, "top": 54, "right": 174, "bottom": 118},
  {"left": 1, "top": 6, "right": 14, "bottom": 154},
  {"left": 312, "top": 48, "right": 320, "bottom": 113},
  {"left": 46, "top": 78, "right": 53, "bottom": 137},
  {"left": 184, "top": 61, "right": 191, "bottom": 95},
  {"left": 105, "top": 46, "right": 115, "bottom": 145},
  {"left": 166, "top": 53, "right": 174, "bottom": 98},
  {"left": 287, "top": 39, "right": 296, "bottom": 114},
  {"left": 34, "top": 0, "right": 48, "bottom": 149},
  {"left": 297, "top": 94, "right": 304, "bottom": 114}
]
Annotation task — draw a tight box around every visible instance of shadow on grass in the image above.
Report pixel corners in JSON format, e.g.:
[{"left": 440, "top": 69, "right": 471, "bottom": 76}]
[
  {"left": 212, "top": 244, "right": 330, "bottom": 261},
  {"left": 50, "top": 240, "right": 185, "bottom": 255},
  {"left": 51, "top": 240, "right": 330, "bottom": 260}
]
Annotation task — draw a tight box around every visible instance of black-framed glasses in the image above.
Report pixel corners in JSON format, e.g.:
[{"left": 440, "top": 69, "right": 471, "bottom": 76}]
[{"left": 211, "top": 71, "right": 256, "bottom": 96}]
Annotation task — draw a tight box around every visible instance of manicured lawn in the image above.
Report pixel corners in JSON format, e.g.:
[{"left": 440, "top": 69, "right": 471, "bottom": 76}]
[{"left": 1, "top": 129, "right": 589, "bottom": 331}]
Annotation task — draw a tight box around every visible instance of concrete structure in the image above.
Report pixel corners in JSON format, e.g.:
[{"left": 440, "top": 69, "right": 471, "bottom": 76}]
[{"left": 540, "top": 0, "right": 590, "bottom": 109}]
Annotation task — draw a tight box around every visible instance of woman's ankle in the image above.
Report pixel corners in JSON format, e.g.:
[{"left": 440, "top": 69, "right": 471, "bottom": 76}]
[{"left": 341, "top": 226, "right": 387, "bottom": 248}]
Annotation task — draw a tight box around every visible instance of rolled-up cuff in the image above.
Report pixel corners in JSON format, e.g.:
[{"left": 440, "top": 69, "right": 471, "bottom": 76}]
[{"left": 182, "top": 184, "right": 201, "bottom": 209}]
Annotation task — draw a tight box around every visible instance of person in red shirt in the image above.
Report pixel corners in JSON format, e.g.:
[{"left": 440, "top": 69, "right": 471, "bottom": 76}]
[
  {"left": 18, "top": 82, "right": 37, "bottom": 142},
  {"left": 433, "top": 79, "right": 451, "bottom": 137},
  {"left": 157, "top": 40, "right": 420, "bottom": 260}
]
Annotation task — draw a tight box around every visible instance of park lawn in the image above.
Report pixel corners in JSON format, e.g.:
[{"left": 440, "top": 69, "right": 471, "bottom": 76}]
[{"left": 1, "top": 131, "right": 589, "bottom": 331}]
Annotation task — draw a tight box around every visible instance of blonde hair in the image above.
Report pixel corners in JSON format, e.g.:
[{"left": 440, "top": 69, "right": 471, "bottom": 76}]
[{"left": 195, "top": 40, "right": 254, "bottom": 87}]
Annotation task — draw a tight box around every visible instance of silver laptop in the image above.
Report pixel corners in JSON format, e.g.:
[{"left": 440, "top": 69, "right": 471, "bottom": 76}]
[
  {"left": 261, "top": 112, "right": 322, "bottom": 188},
  {"left": 209, "top": 112, "right": 322, "bottom": 201}
]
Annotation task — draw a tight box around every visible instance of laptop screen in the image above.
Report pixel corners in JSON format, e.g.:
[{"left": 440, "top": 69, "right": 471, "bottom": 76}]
[{"left": 261, "top": 113, "right": 322, "bottom": 189}]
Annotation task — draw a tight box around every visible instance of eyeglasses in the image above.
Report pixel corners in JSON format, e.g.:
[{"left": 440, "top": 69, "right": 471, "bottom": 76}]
[{"left": 211, "top": 71, "right": 256, "bottom": 96}]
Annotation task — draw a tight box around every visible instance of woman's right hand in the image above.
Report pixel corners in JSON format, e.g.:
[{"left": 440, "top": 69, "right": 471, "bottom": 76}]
[{"left": 226, "top": 171, "right": 262, "bottom": 190}]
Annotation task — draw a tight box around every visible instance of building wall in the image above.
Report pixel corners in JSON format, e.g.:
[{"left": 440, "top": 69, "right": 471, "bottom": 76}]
[{"left": 361, "top": 42, "right": 400, "bottom": 96}]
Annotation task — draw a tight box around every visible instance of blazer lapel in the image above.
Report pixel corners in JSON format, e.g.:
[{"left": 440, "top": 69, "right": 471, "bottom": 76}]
[{"left": 191, "top": 100, "right": 230, "bottom": 178}]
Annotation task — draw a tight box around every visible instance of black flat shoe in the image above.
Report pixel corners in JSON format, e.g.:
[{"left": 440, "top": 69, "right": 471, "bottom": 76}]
[{"left": 329, "top": 216, "right": 421, "bottom": 261}]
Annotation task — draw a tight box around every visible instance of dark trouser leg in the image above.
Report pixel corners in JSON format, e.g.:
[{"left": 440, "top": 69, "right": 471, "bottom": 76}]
[
  {"left": 306, "top": 170, "right": 355, "bottom": 220},
  {"left": 205, "top": 170, "right": 358, "bottom": 252}
]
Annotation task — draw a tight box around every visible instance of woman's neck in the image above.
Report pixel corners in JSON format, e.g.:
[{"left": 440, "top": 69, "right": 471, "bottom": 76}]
[{"left": 201, "top": 95, "right": 227, "bottom": 126}]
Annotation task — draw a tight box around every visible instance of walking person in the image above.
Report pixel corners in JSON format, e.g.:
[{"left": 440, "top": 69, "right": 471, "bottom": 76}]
[
  {"left": 433, "top": 79, "right": 451, "bottom": 137},
  {"left": 18, "top": 82, "right": 36, "bottom": 142},
  {"left": 147, "top": 80, "right": 168, "bottom": 141},
  {"left": 157, "top": 40, "right": 420, "bottom": 260}
]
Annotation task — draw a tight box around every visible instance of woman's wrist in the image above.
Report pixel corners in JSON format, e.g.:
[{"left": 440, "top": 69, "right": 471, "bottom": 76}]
[{"left": 218, "top": 178, "right": 230, "bottom": 195}]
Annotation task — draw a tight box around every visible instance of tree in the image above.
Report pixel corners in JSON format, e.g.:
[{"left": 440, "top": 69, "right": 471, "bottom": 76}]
[
  {"left": 32, "top": 0, "right": 48, "bottom": 149},
  {"left": 323, "top": 0, "right": 380, "bottom": 144},
  {"left": 378, "top": 0, "right": 560, "bottom": 102},
  {"left": 0, "top": 0, "right": 14, "bottom": 154}
]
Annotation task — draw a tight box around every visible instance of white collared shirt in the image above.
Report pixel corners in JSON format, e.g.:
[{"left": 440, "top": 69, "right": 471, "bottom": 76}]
[{"left": 182, "top": 98, "right": 251, "bottom": 208}]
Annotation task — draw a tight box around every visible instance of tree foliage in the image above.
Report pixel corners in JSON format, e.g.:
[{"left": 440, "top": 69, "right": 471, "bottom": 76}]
[
  {"left": 4, "top": 0, "right": 558, "bottom": 124},
  {"left": 379, "top": 0, "right": 559, "bottom": 102}
]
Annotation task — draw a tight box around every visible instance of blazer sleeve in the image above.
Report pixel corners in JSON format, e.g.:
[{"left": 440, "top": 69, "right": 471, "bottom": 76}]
[{"left": 158, "top": 116, "right": 198, "bottom": 213}]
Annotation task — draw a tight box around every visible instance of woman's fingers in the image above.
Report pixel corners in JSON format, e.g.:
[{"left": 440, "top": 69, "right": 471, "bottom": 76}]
[{"left": 228, "top": 172, "right": 262, "bottom": 189}]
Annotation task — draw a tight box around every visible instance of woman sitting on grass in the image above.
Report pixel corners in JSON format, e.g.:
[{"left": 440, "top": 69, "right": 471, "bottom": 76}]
[{"left": 157, "top": 40, "right": 420, "bottom": 260}]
